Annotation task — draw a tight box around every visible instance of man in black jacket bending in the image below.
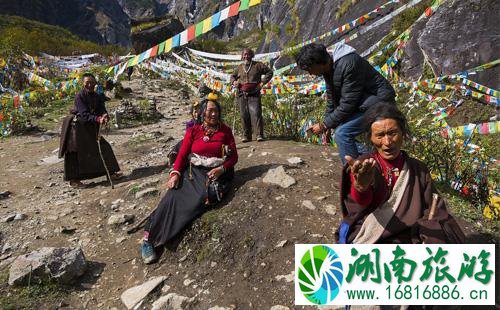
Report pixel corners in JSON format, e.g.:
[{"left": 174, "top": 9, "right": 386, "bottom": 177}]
[{"left": 295, "top": 43, "right": 395, "bottom": 164}]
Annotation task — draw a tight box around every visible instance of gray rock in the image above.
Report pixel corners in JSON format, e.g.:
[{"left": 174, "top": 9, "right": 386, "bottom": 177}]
[
  {"left": 275, "top": 271, "right": 294, "bottom": 283},
  {"left": 14, "top": 213, "right": 27, "bottom": 221},
  {"left": 287, "top": 157, "right": 303, "bottom": 165},
  {"left": 275, "top": 240, "right": 288, "bottom": 248},
  {"left": 0, "top": 190, "right": 11, "bottom": 199},
  {"left": 263, "top": 166, "right": 296, "bottom": 188},
  {"left": 151, "top": 293, "right": 194, "bottom": 310},
  {"left": 8, "top": 247, "right": 87, "bottom": 286},
  {"left": 39, "top": 155, "right": 64, "bottom": 165},
  {"left": 121, "top": 276, "right": 167, "bottom": 309},
  {"left": 417, "top": 0, "right": 499, "bottom": 88},
  {"left": 135, "top": 187, "right": 158, "bottom": 199},
  {"left": 323, "top": 204, "right": 337, "bottom": 216},
  {"left": 107, "top": 214, "right": 135, "bottom": 226},
  {"left": 302, "top": 200, "right": 316, "bottom": 210}
]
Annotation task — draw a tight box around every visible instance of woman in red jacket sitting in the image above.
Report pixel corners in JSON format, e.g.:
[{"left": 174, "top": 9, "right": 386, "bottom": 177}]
[{"left": 141, "top": 96, "right": 238, "bottom": 263}]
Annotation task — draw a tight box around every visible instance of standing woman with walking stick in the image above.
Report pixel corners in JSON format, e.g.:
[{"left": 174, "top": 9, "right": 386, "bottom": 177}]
[{"left": 59, "top": 73, "right": 122, "bottom": 188}]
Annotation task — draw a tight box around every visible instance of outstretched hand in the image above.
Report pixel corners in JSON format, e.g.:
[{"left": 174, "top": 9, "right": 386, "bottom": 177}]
[{"left": 345, "top": 155, "right": 377, "bottom": 192}]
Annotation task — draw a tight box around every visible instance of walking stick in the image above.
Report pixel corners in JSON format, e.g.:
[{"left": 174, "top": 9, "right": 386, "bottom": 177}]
[
  {"left": 428, "top": 193, "right": 439, "bottom": 220},
  {"left": 231, "top": 86, "right": 237, "bottom": 133},
  {"left": 97, "top": 121, "right": 114, "bottom": 189}
]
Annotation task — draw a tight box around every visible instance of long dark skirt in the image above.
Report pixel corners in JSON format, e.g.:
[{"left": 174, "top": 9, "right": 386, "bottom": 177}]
[
  {"left": 145, "top": 165, "right": 233, "bottom": 247},
  {"left": 62, "top": 120, "right": 120, "bottom": 181}
]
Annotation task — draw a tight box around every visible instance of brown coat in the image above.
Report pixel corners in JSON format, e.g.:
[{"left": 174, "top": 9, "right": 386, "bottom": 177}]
[
  {"left": 338, "top": 152, "right": 465, "bottom": 244},
  {"left": 230, "top": 61, "right": 273, "bottom": 90}
]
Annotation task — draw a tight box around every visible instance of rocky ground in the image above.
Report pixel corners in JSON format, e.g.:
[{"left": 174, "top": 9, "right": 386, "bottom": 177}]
[{"left": 0, "top": 77, "right": 496, "bottom": 309}]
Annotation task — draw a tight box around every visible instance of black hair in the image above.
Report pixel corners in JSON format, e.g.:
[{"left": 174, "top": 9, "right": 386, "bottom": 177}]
[
  {"left": 295, "top": 43, "right": 330, "bottom": 71},
  {"left": 363, "top": 102, "right": 411, "bottom": 143},
  {"left": 82, "top": 72, "right": 96, "bottom": 80},
  {"left": 198, "top": 99, "right": 222, "bottom": 123}
]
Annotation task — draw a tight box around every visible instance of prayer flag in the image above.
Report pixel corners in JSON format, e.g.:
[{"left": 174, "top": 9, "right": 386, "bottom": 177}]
[
  {"left": 211, "top": 12, "right": 221, "bottom": 28},
  {"left": 195, "top": 21, "right": 204, "bottom": 37},
  {"left": 158, "top": 41, "right": 166, "bottom": 54},
  {"left": 187, "top": 25, "right": 196, "bottom": 41},
  {"left": 202, "top": 17, "right": 212, "bottom": 33},
  {"left": 219, "top": 6, "right": 230, "bottom": 21},
  {"left": 239, "top": 0, "right": 250, "bottom": 11},
  {"left": 150, "top": 45, "right": 159, "bottom": 58},
  {"left": 164, "top": 38, "right": 173, "bottom": 53},
  {"left": 228, "top": 1, "right": 240, "bottom": 18},
  {"left": 249, "top": 0, "right": 261, "bottom": 6},
  {"left": 180, "top": 30, "right": 189, "bottom": 46},
  {"left": 172, "top": 34, "right": 180, "bottom": 48}
]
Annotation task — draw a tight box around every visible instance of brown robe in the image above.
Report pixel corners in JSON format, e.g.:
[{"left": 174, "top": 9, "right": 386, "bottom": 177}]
[
  {"left": 58, "top": 90, "right": 119, "bottom": 181},
  {"left": 338, "top": 152, "right": 465, "bottom": 244}
]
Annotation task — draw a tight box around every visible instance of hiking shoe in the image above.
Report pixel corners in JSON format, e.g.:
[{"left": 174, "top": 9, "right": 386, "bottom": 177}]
[
  {"left": 241, "top": 137, "right": 252, "bottom": 143},
  {"left": 141, "top": 241, "right": 158, "bottom": 264},
  {"left": 69, "top": 180, "right": 86, "bottom": 189},
  {"left": 256, "top": 136, "right": 265, "bottom": 142}
]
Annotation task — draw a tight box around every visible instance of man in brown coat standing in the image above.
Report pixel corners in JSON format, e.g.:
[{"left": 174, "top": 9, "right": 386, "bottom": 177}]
[{"left": 230, "top": 48, "right": 273, "bottom": 142}]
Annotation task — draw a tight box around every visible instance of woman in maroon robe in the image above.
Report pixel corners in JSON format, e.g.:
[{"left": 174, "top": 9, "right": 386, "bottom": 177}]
[{"left": 338, "top": 102, "right": 464, "bottom": 244}]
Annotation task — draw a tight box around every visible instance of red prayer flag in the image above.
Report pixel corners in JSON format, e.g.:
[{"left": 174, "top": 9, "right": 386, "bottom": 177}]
[
  {"left": 13, "top": 96, "right": 19, "bottom": 108},
  {"left": 425, "top": 7, "right": 432, "bottom": 16},
  {"left": 150, "top": 45, "right": 159, "bottom": 58},
  {"left": 228, "top": 1, "right": 240, "bottom": 18},
  {"left": 187, "top": 25, "right": 196, "bottom": 41}
]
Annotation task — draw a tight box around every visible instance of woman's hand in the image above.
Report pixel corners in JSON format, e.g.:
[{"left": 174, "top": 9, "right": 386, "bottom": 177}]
[
  {"left": 345, "top": 155, "right": 377, "bottom": 192},
  {"left": 207, "top": 166, "right": 225, "bottom": 181},
  {"left": 166, "top": 174, "right": 179, "bottom": 189}
]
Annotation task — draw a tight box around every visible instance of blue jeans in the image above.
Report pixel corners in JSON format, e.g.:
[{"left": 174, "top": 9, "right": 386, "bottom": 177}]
[{"left": 334, "top": 112, "right": 371, "bottom": 164}]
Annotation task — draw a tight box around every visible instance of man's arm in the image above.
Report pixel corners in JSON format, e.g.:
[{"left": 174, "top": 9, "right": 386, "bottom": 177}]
[
  {"left": 323, "top": 56, "right": 364, "bottom": 129},
  {"left": 230, "top": 66, "right": 240, "bottom": 85},
  {"left": 260, "top": 62, "right": 273, "bottom": 84}
]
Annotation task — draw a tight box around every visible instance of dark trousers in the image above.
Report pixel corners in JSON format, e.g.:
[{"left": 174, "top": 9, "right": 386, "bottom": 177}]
[{"left": 237, "top": 94, "right": 264, "bottom": 139}]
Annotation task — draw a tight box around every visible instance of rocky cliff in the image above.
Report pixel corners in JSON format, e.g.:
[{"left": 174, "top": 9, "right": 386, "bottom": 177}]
[
  {"left": 1, "top": 0, "right": 498, "bottom": 88},
  {"left": 0, "top": 0, "right": 131, "bottom": 47}
]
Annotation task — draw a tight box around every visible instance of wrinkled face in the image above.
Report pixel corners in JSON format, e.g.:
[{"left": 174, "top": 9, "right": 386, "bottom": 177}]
[
  {"left": 241, "top": 50, "right": 253, "bottom": 64},
  {"left": 83, "top": 76, "right": 96, "bottom": 93},
  {"left": 370, "top": 118, "right": 404, "bottom": 160},
  {"left": 204, "top": 101, "right": 219, "bottom": 126}
]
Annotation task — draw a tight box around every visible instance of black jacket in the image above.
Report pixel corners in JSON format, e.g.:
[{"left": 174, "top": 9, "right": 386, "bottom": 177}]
[{"left": 323, "top": 49, "right": 395, "bottom": 129}]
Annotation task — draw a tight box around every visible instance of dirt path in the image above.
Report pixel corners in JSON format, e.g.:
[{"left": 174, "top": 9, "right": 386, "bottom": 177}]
[{"left": 0, "top": 78, "right": 494, "bottom": 309}]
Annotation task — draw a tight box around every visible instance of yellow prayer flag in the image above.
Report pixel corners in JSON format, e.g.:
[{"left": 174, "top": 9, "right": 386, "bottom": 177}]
[
  {"left": 249, "top": 0, "right": 261, "bottom": 6},
  {"left": 164, "top": 38, "right": 173, "bottom": 53},
  {"left": 131, "top": 55, "right": 139, "bottom": 66},
  {"left": 202, "top": 17, "right": 212, "bottom": 34},
  {"left": 456, "top": 126, "right": 464, "bottom": 136}
]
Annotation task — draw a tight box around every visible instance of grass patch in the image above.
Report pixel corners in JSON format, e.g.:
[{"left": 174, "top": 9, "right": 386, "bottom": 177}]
[{"left": 0, "top": 268, "right": 68, "bottom": 309}]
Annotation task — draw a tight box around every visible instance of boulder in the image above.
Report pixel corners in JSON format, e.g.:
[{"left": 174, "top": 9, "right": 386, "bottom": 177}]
[
  {"left": 8, "top": 247, "right": 87, "bottom": 286},
  {"left": 151, "top": 293, "right": 194, "bottom": 310},
  {"left": 107, "top": 214, "right": 135, "bottom": 226},
  {"left": 417, "top": 0, "right": 500, "bottom": 88},
  {"left": 121, "top": 276, "right": 167, "bottom": 309},
  {"left": 263, "top": 166, "right": 296, "bottom": 188}
]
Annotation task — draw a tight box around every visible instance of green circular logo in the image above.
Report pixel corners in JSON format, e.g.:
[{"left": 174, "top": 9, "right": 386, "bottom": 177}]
[{"left": 297, "top": 245, "right": 344, "bottom": 304}]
